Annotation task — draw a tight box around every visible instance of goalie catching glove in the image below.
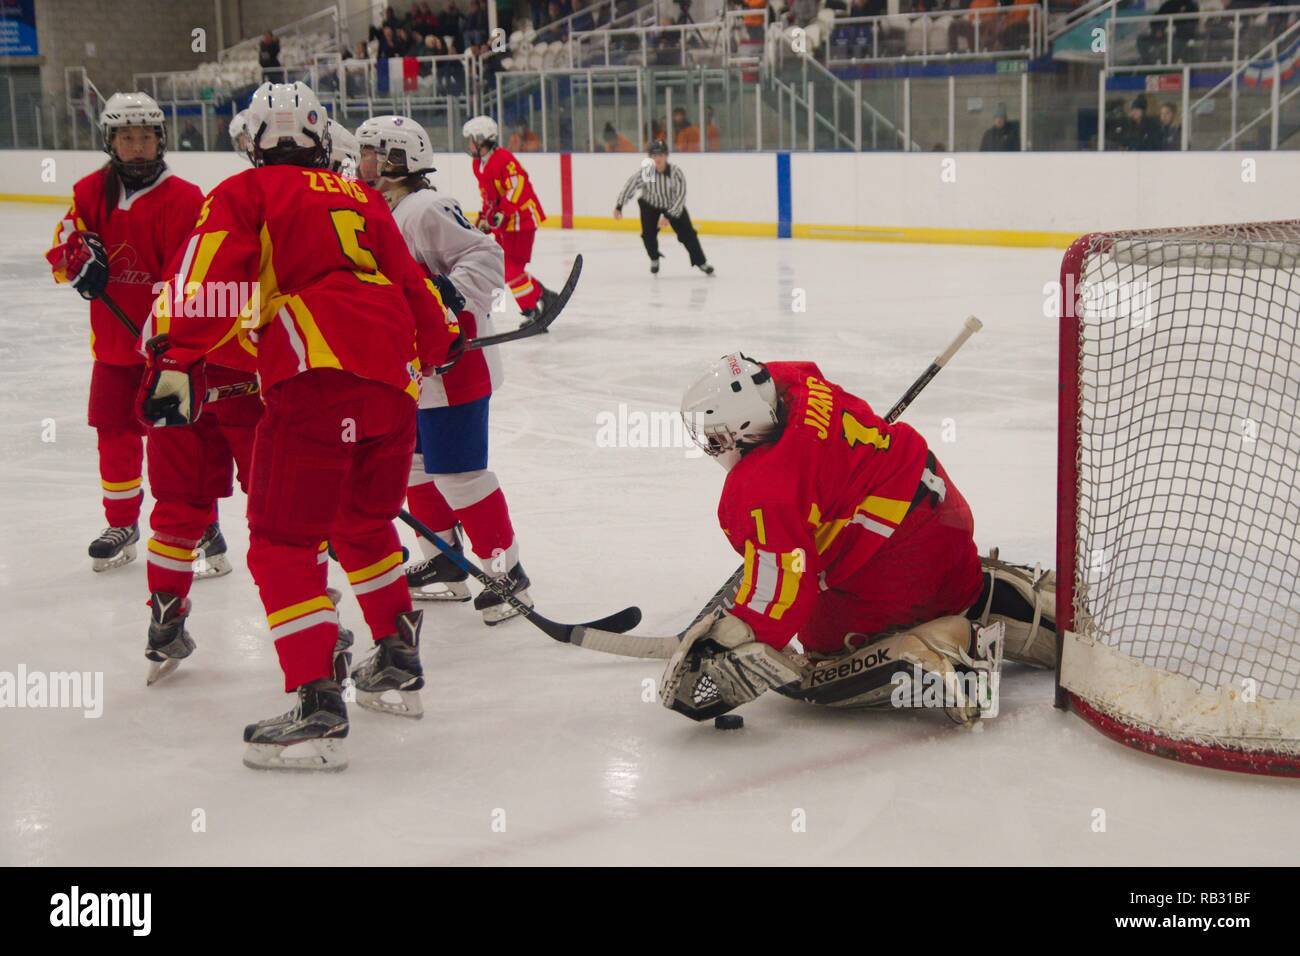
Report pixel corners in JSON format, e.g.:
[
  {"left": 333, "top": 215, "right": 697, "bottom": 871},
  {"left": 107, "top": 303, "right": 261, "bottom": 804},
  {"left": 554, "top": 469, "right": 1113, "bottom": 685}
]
[
  {"left": 137, "top": 335, "right": 207, "bottom": 427},
  {"left": 659, "top": 607, "right": 803, "bottom": 721}
]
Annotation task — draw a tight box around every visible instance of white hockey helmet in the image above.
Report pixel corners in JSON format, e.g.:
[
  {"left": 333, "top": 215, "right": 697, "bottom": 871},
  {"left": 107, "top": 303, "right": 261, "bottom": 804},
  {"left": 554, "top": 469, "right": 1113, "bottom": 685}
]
[
  {"left": 356, "top": 114, "right": 435, "bottom": 181},
  {"left": 100, "top": 91, "right": 167, "bottom": 184},
  {"left": 462, "top": 115, "right": 499, "bottom": 151},
  {"left": 328, "top": 120, "right": 360, "bottom": 177},
  {"left": 229, "top": 109, "right": 253, "bottom": 164},
  {"left": 681, "top": 353, "right": 781, "bottom": 465},
  {"left": 245, "top": 81, "right": 330, "bottom": 167}
]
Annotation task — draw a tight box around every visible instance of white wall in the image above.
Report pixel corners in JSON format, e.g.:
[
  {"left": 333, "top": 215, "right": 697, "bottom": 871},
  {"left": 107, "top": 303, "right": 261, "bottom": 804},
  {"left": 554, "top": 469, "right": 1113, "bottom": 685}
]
[{"left": 6, "top": 150, "right": 1297, "bottom": 243}]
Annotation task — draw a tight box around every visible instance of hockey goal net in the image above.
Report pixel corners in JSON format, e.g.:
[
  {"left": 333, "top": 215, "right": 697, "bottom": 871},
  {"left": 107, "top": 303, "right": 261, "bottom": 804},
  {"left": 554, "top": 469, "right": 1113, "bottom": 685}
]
[{"left": 1056, "top": 220, "right": 1300, "bottom": 777}]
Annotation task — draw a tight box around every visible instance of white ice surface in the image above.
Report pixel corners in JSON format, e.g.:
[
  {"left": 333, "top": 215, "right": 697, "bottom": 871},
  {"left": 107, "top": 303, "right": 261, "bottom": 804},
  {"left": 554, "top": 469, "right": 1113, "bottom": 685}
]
[{"left": 2, "top": 204, "right": 1297, "bottom": 866}]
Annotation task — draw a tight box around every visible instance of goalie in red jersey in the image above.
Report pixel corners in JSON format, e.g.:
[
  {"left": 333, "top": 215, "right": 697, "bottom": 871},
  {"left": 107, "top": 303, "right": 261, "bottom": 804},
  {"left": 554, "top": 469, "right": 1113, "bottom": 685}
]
[
  {"left": 138, "top": 82, "right": 459, "bottom": 771},
  {"left": 462, "top": 115, "right": 557, "bottom": 323},
  {"left": 660, "top": 354, "right": 1057, "bottom": 726}
]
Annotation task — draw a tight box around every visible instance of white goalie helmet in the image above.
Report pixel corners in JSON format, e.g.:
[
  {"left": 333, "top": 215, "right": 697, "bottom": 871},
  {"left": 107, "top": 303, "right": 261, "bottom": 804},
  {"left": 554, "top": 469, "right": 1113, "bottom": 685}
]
[
  {"left": 245, "top": 81, "right": 330, "bottom": 166},
  {"left": 681, "top": 353, "right": 781, "bottom": 466},
  {"left": 328, "top": 120, "right": 360, "bottom": 177},
  {"left": 462, "top": 114, "right": 498, "bottom": 149},
  {"left": 356, "top": 114, "right": 435, "bottom": 180},
  {"left": 229, "top": 109, "right": 253, "bottom": 164}
]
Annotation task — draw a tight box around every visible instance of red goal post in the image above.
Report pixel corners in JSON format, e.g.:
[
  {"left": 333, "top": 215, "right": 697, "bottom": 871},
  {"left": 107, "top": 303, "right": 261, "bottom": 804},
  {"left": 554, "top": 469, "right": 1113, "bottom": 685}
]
[{"left": 1055, "top": 221, "right": 1300, "bottom": 777}]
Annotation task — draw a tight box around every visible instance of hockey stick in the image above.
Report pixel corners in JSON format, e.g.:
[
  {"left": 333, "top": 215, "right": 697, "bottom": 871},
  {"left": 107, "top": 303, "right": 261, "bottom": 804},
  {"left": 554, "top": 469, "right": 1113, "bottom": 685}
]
[
  {"left": 395, "top": 507, "right": 643, "bottom": 642},
  {"left": 433, "top": 254, "right": 583, "bottom": 374},
  {"left": 566, "top": 315, "right": 987, "bottom": 661},
  {"left": 99, "top": 289, "right": 261, "bottom": 405}
]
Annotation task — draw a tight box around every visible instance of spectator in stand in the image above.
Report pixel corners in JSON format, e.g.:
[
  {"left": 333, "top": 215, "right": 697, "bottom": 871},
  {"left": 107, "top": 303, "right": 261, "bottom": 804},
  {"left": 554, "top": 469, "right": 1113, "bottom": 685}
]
[
  {"left": 960, "top": 0, "right": 1000, "bottom": 52},
  {"left": 572, "top": 0, "right": 596, "bottom": 32},
  {"left": 383, "top": 5, "right": 402, "bottom": 30},
  {"left": 372, "top": 24, "right": 399, "bottom": 59},
  {"left": 259, "top": 31, "right": 281, "bottom": 80},
  {"left": 508, "top": 121, "right": 542, "bottom": 152},
  {"left": 672, "top": 107, "right": 701, "bottom": 152},
  {"left": 420, "top": 32, "right": 447, "bottom": 75},
  {"left": 1138, "top": 0, "right": 1198, "bottom": 63},
  {"left": 179, "top": 121, "right": 202, "bottom": 150},
  {"left": 352, "top": 40, "right": 371, "bottom": 60},
  {"left": 441, "top": 0, "right": 466, "bottom": 41},
  {"left": 1158, "top": 101, "right": 1182, "bottom": 149},
  {"left": 979, "top": 103, "right": 1020, "bottom": 150},
  {"left": 463, "top": 0, "right": 490, "bottom": 49},
  {"left": 704, "top": 106, "right": 722, "bottom": 151},
  {"left": 539, "top": 1, "right": 565, "bottom": 41},
  {"left": 1122, "top": 95, "right": 1164, "bottom": 150},
  {"left": 791, "top": 0, "right": 820, "bottom": 26},
  {"left": 603, "top": 122, "right": 637, "bottom": 151}
]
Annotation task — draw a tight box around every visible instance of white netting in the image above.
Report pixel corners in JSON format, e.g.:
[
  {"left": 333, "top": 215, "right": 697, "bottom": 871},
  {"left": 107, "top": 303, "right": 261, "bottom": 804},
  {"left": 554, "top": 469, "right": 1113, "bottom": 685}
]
[{"left": 1070, "top": 221, "right": 1300, "bottom": 713}]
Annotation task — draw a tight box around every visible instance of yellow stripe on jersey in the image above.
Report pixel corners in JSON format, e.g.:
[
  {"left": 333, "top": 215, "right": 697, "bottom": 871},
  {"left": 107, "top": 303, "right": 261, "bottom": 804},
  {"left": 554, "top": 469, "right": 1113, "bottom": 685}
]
[
  {"left": 184, "top": 231, "right": 229, "bottom": 300},
  {"left": 288, "top": 296, "right": 342, "bottom": 371},
  {"left": 256, "top": 223, "right": 283, "bottom": 330},
  {"left": 266, "top": 594, "right": 335, "bottom": 628},
  {"left": 862, "top": 495, "right": 911, "bottom": 526},
  {"left": 769, "top": 551, "right": 803, "bottom": 621},
  {"left": 346, "top": 550, "right": 404, "bottom": 585}
]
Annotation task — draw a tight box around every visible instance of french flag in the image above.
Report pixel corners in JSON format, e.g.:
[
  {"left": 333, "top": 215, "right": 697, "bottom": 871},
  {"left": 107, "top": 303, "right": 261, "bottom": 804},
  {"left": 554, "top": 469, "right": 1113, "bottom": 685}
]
[{"left": 376, "top": 57, "right": 420, "bottom": 94}]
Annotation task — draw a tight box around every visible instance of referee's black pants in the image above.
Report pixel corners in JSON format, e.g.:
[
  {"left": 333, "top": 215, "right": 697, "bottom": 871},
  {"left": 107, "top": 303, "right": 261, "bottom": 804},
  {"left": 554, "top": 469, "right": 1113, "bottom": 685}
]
[{"left": 638, "top": 199, "right": 706, "bottom": 267}]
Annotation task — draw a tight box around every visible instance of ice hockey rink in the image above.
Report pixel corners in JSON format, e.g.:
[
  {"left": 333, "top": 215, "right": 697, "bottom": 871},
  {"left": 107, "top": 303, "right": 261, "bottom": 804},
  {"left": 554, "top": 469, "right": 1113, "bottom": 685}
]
[{"left": 3, "top": 201, "right": 1297, "bottom": 867}]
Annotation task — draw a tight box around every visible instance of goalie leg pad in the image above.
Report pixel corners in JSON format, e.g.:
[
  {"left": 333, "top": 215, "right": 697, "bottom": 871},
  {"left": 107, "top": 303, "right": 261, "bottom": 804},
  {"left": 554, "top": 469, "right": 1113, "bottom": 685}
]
[
  {"left": 783, "top": 616, "right": 1005, "bottom": 724},
  {"left": 966, "top": 554, "right": 1057, "bottom": 669}
]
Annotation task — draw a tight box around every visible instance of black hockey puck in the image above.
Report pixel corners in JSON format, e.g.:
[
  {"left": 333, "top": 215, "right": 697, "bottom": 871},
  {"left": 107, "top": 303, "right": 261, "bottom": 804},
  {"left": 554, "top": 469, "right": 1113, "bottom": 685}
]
[{"left": 714, "top": 714, "right": 744, "bottom": 730}]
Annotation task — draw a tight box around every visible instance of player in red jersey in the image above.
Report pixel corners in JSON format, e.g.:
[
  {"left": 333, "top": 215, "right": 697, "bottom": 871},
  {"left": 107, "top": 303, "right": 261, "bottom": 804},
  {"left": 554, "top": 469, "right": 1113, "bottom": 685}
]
[
  {"left": 45, "top": 92, "right": 208, "bottom": 572},
  {"left": 357, "top": 114, "right": 534, "bottom": 624},
  {"left": 461, "top": 115, "right": 556, "bottom": 323},
  {"left": 139, "top": 82, "right": 459, "bottom": 771},
  {"left": 660, "top": 354, "right": 1055, "bottom": 725}
]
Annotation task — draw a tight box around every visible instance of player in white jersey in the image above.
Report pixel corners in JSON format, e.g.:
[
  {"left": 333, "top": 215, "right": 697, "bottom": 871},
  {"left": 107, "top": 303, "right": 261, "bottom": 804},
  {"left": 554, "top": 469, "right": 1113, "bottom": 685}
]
[{"left": 356, "top": 115, "right": 534, "bottom": 624}]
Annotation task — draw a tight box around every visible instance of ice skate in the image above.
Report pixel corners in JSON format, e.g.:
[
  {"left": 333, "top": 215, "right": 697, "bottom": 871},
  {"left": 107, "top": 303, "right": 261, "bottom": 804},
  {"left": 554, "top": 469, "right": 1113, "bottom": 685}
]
[
  {"left": 650, "top": 256, "right": 661, "bottom": 275},
  {"left": 89, "top": 523, "right": 138, "bottom": 572},
  {"left": 474, "top": 562, "right": 533, "bottom": 626},
  {"left": 407, "top": 531, "right": 471, "bottom": 602},
  {"left": 242, "top": 679, "right": 349, "bottom": 772},
  {"left": 145, "top": 591, "right": 196, "bottom": 685},
  {"left": 350, "top": 609, "right": 425, "bottom": 718},
  {"left": 521, "top": 285, "right": 553, "bottom": 331},
  {"left": 696, "top": 262, "right": 715, "bottom": 276},
  {"left": 192, "top": 521, "right": 232, "bottom": 580}
]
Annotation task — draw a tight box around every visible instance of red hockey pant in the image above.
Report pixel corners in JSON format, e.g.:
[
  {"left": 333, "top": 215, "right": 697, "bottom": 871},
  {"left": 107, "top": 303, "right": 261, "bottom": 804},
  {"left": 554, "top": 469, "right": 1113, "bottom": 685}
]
[
  {"left": 497, "top": 229, "right": 542, "bottom": 312},
  {"left": 246, "top": 369, "right": 416, "bottom": 692},
  {"left": 88, "top": 361, "right": 146, "bottom": 527}
]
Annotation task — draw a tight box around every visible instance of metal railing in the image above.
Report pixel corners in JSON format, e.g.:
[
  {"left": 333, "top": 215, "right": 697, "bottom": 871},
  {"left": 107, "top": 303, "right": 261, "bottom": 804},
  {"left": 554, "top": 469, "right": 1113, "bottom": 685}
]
[
  {"left": 1105, "top": 4, "right": 1300, "bottom": 69},
  {"left": 819, "top": 6, "right": 1044, "bottom": 66},
  {"left": 566, "top": 10, "right": 769, "bottom": 68},
  {"left": 1192, "top": 18, "right": 1300, "bottom": 149},
  {"left": 64, "top": 66, "right": 108, "bottom": 151},
  {"left": 218, "top": 6, "right": 342, "bottom": 63},
  {"left": 523, "top": 0, "right": 655, "bottom": 43}
]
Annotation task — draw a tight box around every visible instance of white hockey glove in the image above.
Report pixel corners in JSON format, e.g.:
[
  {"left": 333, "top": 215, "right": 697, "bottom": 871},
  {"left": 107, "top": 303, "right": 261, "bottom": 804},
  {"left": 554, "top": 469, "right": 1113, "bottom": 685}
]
[{"left": 660, "top": 609, "right": 803, "bottom": 721}]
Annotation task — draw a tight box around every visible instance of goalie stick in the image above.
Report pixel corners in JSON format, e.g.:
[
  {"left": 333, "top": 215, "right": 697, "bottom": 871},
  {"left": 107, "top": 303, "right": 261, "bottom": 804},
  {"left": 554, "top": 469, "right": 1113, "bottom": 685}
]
[
  {"left": 395, "top": 507, "right": 643, "bottom": 642},
  {"left": 562, "top": 315, "right": 986, "bottom": 661},
  {"left": 433, "top": 254, "right": 583, "bottom": 375}
]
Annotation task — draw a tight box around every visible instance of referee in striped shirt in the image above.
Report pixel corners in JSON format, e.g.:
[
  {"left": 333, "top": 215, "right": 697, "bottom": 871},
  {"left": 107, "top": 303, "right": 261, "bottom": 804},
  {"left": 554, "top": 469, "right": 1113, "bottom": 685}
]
[{"left": 613, "top": 140, "right": 713, "bottom": 276}]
